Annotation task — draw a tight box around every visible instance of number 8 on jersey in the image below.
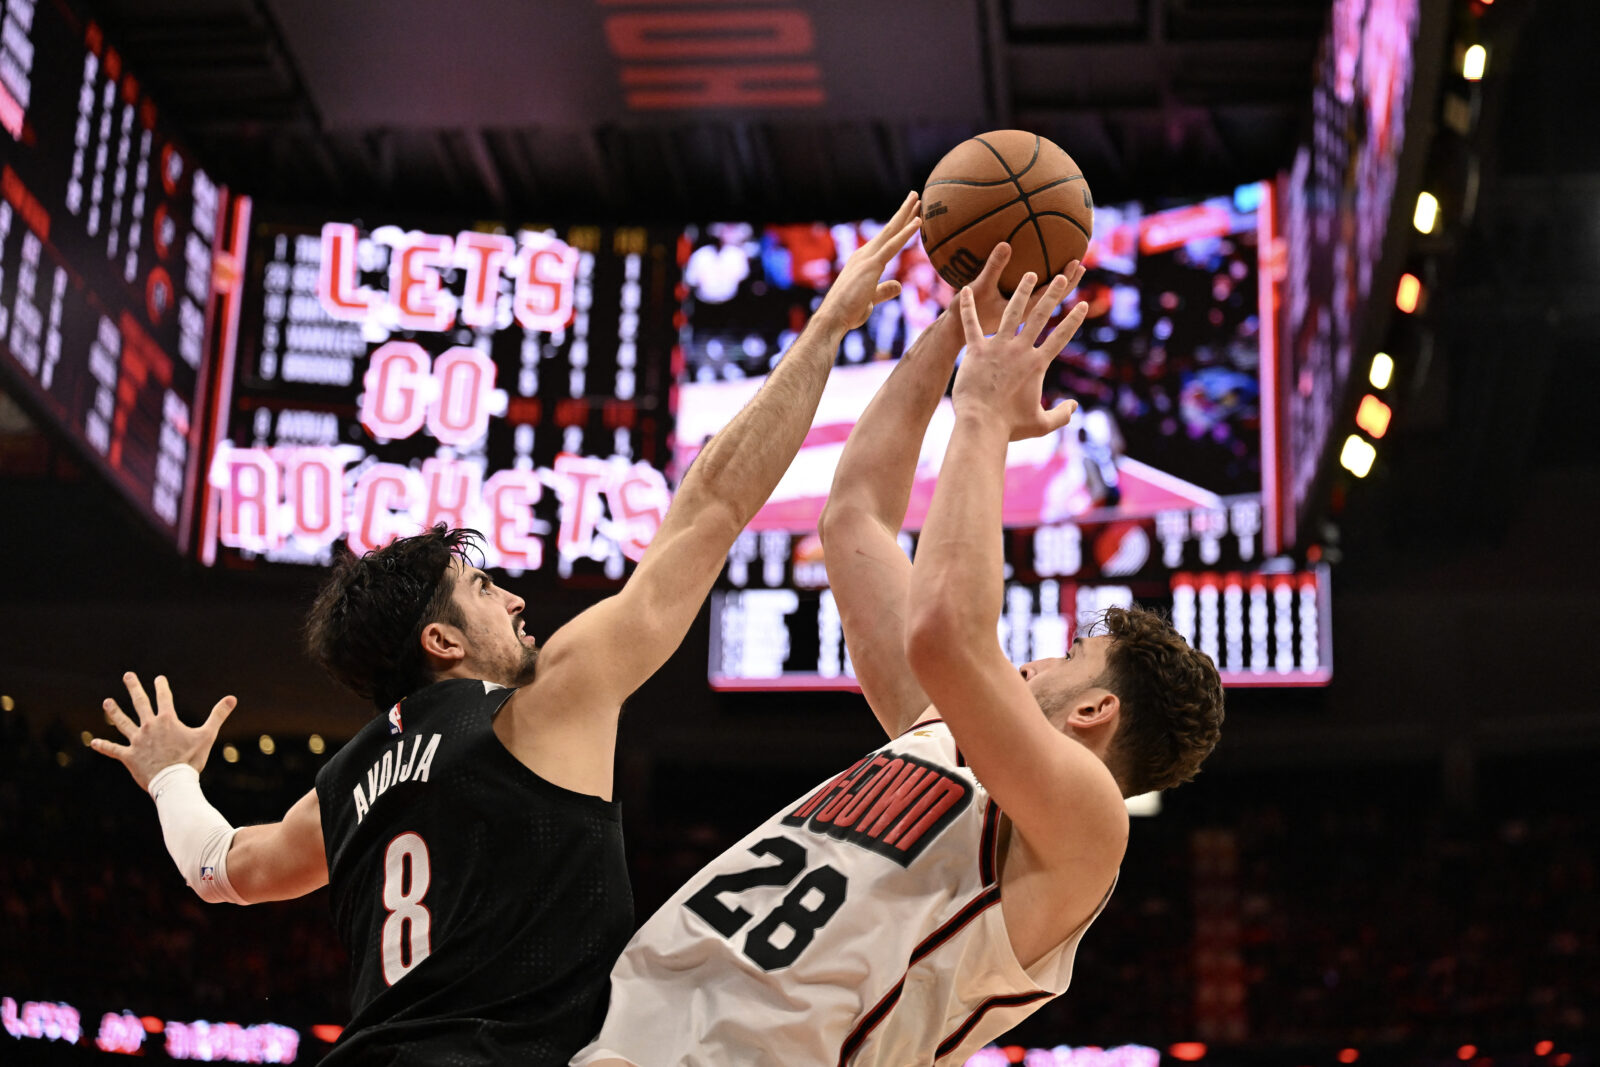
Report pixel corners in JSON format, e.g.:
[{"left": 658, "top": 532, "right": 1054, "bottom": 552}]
[{"left": 381, "top": 832, "right": 433, "bottom": 985}]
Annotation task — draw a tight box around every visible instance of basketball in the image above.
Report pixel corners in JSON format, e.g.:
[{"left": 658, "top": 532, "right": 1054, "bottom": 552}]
[{"left": 920, "top": 130, "right": 1094, "bottom": 294}]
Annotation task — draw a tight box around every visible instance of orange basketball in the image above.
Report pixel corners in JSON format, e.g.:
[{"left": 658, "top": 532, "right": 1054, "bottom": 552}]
[{"left": 920, "top": 130, "right": 1093, "bottom": 293}]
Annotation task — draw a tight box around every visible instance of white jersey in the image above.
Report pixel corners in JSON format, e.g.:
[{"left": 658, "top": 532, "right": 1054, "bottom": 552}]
[{"left": 573, "top": 719, "right": 1115, "bottom": 1066}]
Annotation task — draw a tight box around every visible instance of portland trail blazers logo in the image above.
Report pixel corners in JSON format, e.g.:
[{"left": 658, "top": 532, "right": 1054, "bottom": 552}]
[{"left": 782, "top": 752, "right": 971, "bottom": 867}]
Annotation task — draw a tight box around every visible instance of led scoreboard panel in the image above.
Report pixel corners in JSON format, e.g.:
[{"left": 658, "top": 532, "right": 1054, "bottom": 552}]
[
  {"left": 202, "top": 219, "right": 675, "bottom": 581},
  {"left": 1274, "top": 0, "right": 1425, "bottom": 549},
  {"left": 688, "top": 186, "right": 1333, "bottom": 689},
  {"left": 0, "top": 0, "right": 224, "bottom": 549},
  {"left": 709, "top": 540, "right": 1333, "bottom": 691}
]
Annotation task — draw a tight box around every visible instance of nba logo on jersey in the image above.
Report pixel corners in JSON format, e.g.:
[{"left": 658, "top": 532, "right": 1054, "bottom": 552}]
[
  {"left": 387, "top": 704, "right": 404, "bottom": 735},
  {"left": 200, "top": 865, "right": 215, "bottom": 882}
]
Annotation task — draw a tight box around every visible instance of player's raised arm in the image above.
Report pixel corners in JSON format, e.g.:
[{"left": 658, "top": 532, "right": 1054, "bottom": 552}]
[
  {"left": 502, "top": 195, "right": 924, "bottom": 791},
  {"left": 93, "top": 673, "right": 328, "bottom": 905},
  {"left": 904, "top": 276, "right": 1126, "bottom": 868},
  {"left": 820, "top": 245, "right": 1083, "bottom": 737}
]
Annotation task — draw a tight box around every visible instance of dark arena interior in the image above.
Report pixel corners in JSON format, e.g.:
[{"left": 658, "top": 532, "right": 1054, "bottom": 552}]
[{"left": 1, "top": 0, "right": 1597, "bottom": 1064}]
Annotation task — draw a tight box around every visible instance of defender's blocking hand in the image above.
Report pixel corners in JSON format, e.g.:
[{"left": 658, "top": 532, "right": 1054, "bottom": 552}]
[{"left": 816, "top": 192, "right": 924, "bottom": 331}]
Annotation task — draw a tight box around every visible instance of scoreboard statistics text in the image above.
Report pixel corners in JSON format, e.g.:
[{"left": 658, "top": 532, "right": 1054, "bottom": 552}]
[
  {"left": 710, "top": 524, "right": 1331, "bottom": 691},
  {"left": 201, "top": 218, "right": 676, "bottom": 583},
  {"left": 0, "top": 0, "right": 224, "bottom": 549}
]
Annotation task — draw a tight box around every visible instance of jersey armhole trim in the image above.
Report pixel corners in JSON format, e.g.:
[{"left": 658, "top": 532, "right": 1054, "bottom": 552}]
[
  {"left": 835, "top": 884, "right": 1002, "bottom": 1066},
  {"left": 481, "top": 686, "right": 624, "bottom": 816},
  {"left": 934, "top": 991, "right": 1054, "bottom": 1060},
  {"left": 979, "top": 799, "right": 1003, "bottom": 886}
]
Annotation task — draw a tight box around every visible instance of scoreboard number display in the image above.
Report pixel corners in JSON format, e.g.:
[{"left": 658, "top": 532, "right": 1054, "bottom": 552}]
[
  {"left": 0, "top": 1, "right": 225, "bottom": 550},
  {"left": 201, "top": 218, "right": 676, "bottom": 582}
]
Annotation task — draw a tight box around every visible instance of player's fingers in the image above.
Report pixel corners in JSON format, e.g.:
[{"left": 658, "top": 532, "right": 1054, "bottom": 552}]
[
  {"left": 1044, "top": 301, "right": 1091, "bottom": 360},
  {"left": 1062, "top": 259, "right": 1086, "bottom": 293},
  {"left": 104, "top": 699, "right": 139, "bottom": 741},
  {"left": 956, "top": 286, "right": 985, "bottom": 346},
  {"left": 123, "top": 672, "right": 155, "bottom": 723},
  {"left": 1022, "top": 275, "right": 1070, "bottom": 343},
  {"left": 870, "top": 192, "right": 919, "bottom": 250},
  {"left": 88, "top": 737, "right": 132, "bottom": 762},
  {"left": 972, "top": 242, "right": 1013, "bottom": 290},
  {"left": 999, "top": 273, "right": 1038, "bottom": 336},
  {"left": 154, "top": 675, "right": 177, "bottom": 717},
  {"left": 873, "top": 279, "right": 903, "bottom": 306},
  {"left": 893, "top": 190, "right": 921, "bottom": 229},
  {"left": 1043, "top": 398, "right": 1080, "bottom": 435},
  {"left": 878, "top": 215, "right": 922, "bottom": 262},
  {"left": 202, "top": 695, "right": 238, "bottom": 736}
]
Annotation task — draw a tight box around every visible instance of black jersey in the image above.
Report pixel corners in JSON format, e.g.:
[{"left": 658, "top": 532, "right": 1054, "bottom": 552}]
[{"left": 314, "top": 678, "right": 633, "bottom": 1066}]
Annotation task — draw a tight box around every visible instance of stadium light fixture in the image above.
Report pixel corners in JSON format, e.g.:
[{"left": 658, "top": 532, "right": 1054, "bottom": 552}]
[
  {"left": 1370, "top": 353, "right": 1395, "bottom": 389},
  {"left": 1356, "top": 395, "right": 1393, "bottom": 439},
  {"left": 1397, "top": 273, "right": 1423, "bottom": 313},
  {"left": 1414, "top": 192, "right": 1440, "bottom": 233},
  {"left": 1340, "top": 436, "right": 1377, "bottom": 478}
]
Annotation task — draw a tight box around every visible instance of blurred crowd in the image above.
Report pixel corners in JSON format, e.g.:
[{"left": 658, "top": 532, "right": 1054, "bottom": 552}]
[{"left": 4, "top": 708, "right": 1594, "bottom": 1061}]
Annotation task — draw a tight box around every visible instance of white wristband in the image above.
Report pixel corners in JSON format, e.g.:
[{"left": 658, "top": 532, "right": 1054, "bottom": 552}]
[{"left": 148, "top": 764, "right": 246, "bottom": 905}]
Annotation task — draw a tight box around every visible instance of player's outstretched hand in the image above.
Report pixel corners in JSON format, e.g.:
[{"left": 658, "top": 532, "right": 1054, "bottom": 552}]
[
  {"left": 817, "top": 191, "right": 923, "bottom": 331},
  {"left": 966, "top": 244, "right": 1086, "bottom": 336},
  {"left": 953, "top": 272, "right": 1088, "bottom": 442},
  {"left": 91, "top": 673, "right": 235, "bottom": 792}
]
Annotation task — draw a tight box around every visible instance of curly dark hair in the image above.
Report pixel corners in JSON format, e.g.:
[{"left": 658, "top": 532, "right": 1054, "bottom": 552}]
[
  {"left": 304, "top": 526, "right": 483, "bottom": 713},
  {"left": 1093, "top": 605, "right": 1225, "bottom": 797}
]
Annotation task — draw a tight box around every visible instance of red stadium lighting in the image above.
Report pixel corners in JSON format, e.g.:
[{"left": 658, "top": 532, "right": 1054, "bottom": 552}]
[
  {"left": 140, "top": 1016, "right": 163, "bottom": 1034},
  {"left": 1338, "top": 1050, "right": 1361, "bottom": 1065},
  {"left": 1356, "top": 395, "right": 1393, "bottom": 438},
  {"left": 312, "top": 1024, "right": 345, "bottom": 1043},
  {"left": 1396, "top": 273, "right": 1423, "bottom": 313},
  {"left": 1536, "top": 1041, "right": 1555, "bottom": 1056},
  {"left": 1458, "top": 1046, "right": 1478, "bottom": 1060},
  {"left": 1553, "top": 1055, "right": 1572, "bottom": 1067},
  {"left": 1170, "top": 1042, "right": 1208, "bottom": 1061}
]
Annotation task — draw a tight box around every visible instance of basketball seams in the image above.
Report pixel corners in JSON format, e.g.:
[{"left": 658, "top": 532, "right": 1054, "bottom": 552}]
[
  {"left": 1020, "top": 174, "right": 1085, "bottom": 195},
  {"left": 1027, "top": 211, "right": 1092, "bottom": 240},
  {"left": 928, "top": 174, "right": 1081, "bottom": 191},
  {"left": 924, "top": 197, "right": 1028, "bottom": 256},
  {"left": 926, "top": 176, "right": 1023, "bottom": 189},
  {"left": 973, "top": 133, "right": 1042, "bottom": 180},
  {"left": 972, "top": 133, "right": 1053, "bottom": 279}
]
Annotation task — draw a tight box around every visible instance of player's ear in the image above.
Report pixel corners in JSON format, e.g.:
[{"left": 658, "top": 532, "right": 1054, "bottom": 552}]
[
  {"left": 420, "top": 621, "right": 466, "bottom": 667},
  {"left": 1072, "top": 691, "right": 1119, "bottom": 728}
]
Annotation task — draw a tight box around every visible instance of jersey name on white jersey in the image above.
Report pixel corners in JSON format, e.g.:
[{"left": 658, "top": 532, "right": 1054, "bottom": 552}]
[{"left": 574, "top": 720, "right": 1115, "bottom": 1067}]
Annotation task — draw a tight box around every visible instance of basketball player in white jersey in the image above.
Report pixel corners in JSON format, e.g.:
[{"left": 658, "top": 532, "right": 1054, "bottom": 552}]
[{"left": 574, "top": 248, "right": 1225, "bottom": 1066}]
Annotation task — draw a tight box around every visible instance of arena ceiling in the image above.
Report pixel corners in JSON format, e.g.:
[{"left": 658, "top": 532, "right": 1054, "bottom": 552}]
[{"left": 80, "top": 0, "right": 1329, "bottom": 222}]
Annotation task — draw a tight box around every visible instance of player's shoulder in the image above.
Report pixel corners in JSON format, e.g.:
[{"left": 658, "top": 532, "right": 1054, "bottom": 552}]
[{"left": 1034, "top": 757, "right": 1129, "bottom": 869}]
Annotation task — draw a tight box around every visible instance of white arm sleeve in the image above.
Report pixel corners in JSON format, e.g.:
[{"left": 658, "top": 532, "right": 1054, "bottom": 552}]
[{"left": 147, "top": 764, "right": 247, "bottom": 905}]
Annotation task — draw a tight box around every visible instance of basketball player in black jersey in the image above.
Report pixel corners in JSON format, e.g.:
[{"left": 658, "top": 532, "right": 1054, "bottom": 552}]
[{"left": 90, "top": 193, "right": 927, "bottom": 1066}]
